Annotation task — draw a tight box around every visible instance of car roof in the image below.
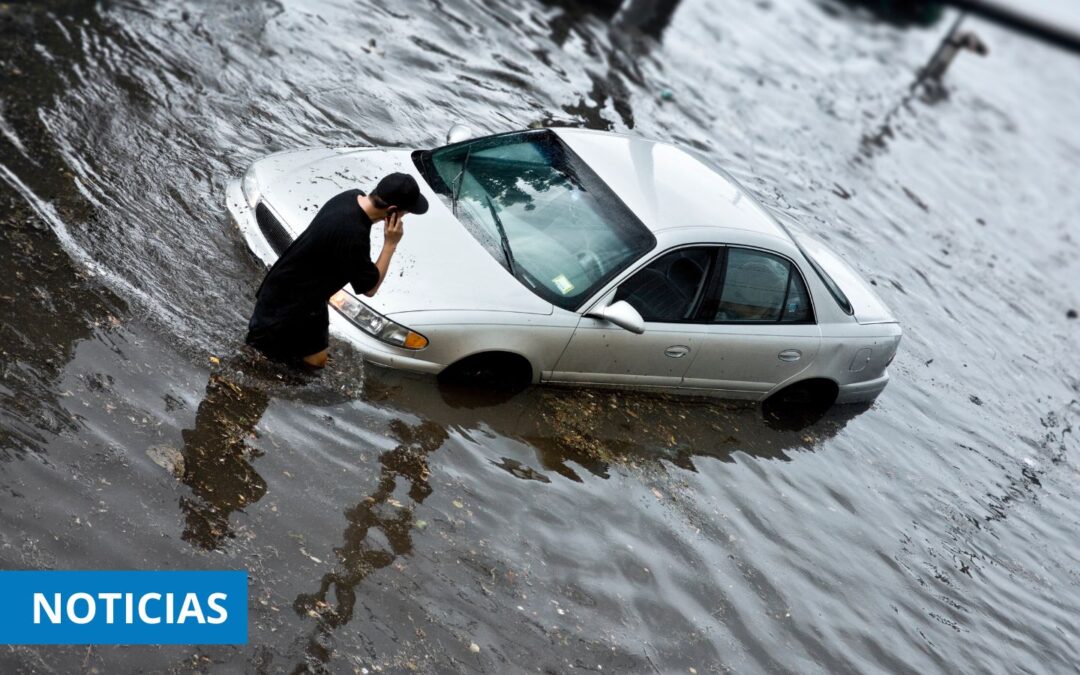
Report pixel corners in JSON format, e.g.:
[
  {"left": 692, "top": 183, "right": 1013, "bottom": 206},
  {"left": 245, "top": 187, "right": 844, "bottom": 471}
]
[{"left": 551, "top": 128, "right": 789, "bottom": 241}]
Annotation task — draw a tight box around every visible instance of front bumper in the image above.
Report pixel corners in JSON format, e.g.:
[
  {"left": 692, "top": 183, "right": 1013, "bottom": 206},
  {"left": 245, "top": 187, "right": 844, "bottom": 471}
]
[{"left": 226, "top": 178, "right": 281, "bottom": 268}]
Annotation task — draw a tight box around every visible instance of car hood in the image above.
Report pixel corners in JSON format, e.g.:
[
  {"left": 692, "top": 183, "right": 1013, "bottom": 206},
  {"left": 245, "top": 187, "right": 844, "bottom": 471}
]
[
  {"left": 255, "top": 147, "right": 553, "bottom": 318},
  {"left": 794, "top": 233, "right": 898, "bottom": 325}
]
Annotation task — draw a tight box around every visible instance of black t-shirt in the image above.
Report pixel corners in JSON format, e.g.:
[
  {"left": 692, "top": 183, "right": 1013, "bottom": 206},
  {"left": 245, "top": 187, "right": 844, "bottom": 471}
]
[{"left": 250, "top": 189, "right": 380, "bottom": 328}]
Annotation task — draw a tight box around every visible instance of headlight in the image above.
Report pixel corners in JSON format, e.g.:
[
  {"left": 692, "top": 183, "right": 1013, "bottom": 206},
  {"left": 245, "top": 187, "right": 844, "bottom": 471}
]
[
  {"left": 241, "top": 167, "right": 261, "bottom": 208},
  {"left": 329, "top": 291, "right": 429, "bottom": 350}
]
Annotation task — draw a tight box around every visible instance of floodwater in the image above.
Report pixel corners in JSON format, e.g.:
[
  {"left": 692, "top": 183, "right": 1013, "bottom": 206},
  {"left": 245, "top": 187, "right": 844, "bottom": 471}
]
[{"left": 1, "top": 0, "right": 1079, "bottom": 671}]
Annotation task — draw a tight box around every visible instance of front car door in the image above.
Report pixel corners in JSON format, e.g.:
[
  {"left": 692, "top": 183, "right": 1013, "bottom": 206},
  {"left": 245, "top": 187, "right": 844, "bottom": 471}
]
[
  {"left": 549, "top": 247, "right": 717, "bottom": 391},
  {"left": 682, "top": 246, "right": 821, "bottom": 398}
]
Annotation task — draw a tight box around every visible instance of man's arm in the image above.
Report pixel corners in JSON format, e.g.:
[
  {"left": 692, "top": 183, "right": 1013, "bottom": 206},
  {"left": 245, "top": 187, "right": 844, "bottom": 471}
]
[{"left": 363, "top": 210, "right": 405, "bottom": 297}]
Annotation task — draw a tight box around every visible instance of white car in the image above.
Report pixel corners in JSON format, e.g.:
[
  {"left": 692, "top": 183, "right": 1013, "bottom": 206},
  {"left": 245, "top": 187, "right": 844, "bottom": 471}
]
[{"left": 227, "top": 127, "right": 901, "bottom": 406}]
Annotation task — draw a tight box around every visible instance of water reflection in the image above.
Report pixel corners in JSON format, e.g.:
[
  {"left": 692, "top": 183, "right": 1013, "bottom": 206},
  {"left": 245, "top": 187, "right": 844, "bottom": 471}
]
[
  {"left": 536, "top": 0, "right": 683, "bottom": 130},
  {"left": 177, "top": 373, "right": 270, "bottom": 550},
  {"left": 291, "top": 418, "right": 448, "bottom": 672},
  {"left": 614, "top": 0, "right": 683, "bottom": 37},
  {"left": 157, "top": 345, "right": 872, "bottom": 670},
  {"left": 543, "top": 0, "right": 682, "bottom": 42},
  {"left": 174, "top": 353, "right": 355, "bottom": 552},
  {"left": 279, "top": 365, "right": 864, "bottom": 670},
  {"left": 365, "top": 368, "right": 871, "bottom": 481},
  {"left": 858, "top": 13, "right": 989, "bottom": 156},
  {"left": 0, "top": 193, "right": 125, "bottom": 463},
  {"left": 547, "top": 0, "right": 682, "bottom": 38},
  {"left": 817, "top": 0, "right": 946, "bottom": 28}
]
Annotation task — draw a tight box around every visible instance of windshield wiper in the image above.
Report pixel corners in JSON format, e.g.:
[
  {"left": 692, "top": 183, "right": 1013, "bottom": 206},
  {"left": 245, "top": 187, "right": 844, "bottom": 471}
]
[
  {"left": 483, "top": 195, "right": 516, "bottom": 277},
  {"left": 450, "top": 146, "right": 472, "bottom": 216}
]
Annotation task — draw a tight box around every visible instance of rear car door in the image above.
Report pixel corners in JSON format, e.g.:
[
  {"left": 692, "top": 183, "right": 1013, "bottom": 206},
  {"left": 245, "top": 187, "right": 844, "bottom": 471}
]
[
  {"left": 682, "top": 247, "right": 821, "bottom": 398},
  {"left": 550, "top": 247, "right": 717, "bottom": 390}
]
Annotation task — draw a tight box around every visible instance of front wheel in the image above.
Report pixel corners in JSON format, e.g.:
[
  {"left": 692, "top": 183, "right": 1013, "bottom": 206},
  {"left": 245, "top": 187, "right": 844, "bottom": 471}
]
[{"left": 437, "top": 352, "right": 532, "bottom": 391}]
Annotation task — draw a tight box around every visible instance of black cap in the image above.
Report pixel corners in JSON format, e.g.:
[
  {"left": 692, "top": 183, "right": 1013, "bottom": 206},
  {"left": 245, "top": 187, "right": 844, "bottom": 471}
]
[{"left": 372, "top": 172, "right": 429, "bottom": 215}]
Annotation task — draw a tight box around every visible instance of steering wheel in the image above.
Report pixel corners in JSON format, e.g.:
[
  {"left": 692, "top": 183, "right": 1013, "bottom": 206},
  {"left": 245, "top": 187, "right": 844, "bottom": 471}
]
[{"left": 575, "top": 248, "right": 604, "bottom": 277}]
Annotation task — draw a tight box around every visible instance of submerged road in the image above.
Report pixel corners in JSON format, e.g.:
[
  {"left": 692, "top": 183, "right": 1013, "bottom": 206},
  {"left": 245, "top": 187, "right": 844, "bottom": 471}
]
[{"left": 1, "top": 0, "right": 1078, "bottom": 671}]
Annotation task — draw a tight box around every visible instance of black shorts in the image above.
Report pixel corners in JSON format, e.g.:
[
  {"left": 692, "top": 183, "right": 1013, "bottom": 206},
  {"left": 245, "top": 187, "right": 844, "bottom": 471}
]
[{"left": 245, "top": 307, "right": 329, "bottom": 362}]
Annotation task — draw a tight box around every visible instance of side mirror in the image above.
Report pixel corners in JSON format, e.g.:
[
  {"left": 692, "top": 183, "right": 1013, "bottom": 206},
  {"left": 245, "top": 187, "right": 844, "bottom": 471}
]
[
  {"left": 585, "top": 300, "right": 645, "bottom": 334},
  {"left": 446, "top": 124, "right": 475, "bottom": 145}
]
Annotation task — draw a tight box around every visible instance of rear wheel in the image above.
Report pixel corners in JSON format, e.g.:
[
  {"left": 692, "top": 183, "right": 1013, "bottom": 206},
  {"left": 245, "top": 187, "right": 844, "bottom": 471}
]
[{"left": 761, "top": 379, "right": 838, "bottom": 430}]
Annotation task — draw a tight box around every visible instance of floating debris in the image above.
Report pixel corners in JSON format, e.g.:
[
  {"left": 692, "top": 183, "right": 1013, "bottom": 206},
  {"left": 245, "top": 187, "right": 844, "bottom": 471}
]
[{"left": 146, "top": 446, "right": 185, "bottom": 478}]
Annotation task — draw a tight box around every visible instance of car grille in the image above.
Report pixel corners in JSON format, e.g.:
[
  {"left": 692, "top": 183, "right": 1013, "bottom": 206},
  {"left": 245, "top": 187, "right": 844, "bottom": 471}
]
[{"left": 255, "top": 202, "right": 293, "bottom": 255}]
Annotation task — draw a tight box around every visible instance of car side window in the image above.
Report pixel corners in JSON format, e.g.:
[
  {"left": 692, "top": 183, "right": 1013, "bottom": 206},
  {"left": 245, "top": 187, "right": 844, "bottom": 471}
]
[
  {"left": 713, "top": 248, "right": 812, "bottom": 323},
  {"left": 614, "top": 248, "right": 713, "bottom": 322}
]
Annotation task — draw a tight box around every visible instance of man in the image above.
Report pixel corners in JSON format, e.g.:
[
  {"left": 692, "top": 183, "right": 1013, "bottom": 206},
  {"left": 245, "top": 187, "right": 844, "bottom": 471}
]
[{"left": 246, "top": 172, "right": 428, "bottom": 368}]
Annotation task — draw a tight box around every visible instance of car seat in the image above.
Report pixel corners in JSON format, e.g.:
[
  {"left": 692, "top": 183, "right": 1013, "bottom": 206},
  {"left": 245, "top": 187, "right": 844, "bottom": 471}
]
[{"left": 720, "top": 259, "right": 787, "bottom": 320}]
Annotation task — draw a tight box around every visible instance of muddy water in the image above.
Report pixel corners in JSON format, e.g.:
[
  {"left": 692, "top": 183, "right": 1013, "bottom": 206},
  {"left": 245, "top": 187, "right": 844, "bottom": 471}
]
[{"left": 2, "top": 0, "right": 1079, "bottom": 672}]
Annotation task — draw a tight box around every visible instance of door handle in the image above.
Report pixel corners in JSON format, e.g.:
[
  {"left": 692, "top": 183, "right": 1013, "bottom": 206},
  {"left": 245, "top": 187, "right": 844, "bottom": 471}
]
[
  {"left": 778, "top": 349, "right": 802, "bottom": 362},
  {"left": 665, "top": 345, "right": 690, "bottom": 359}
]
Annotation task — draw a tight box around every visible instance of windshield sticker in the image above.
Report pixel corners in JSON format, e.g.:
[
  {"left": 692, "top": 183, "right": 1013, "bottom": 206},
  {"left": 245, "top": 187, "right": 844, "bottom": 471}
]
[{"left": 552, "top": 274, "right": 575, "bottom": 295}]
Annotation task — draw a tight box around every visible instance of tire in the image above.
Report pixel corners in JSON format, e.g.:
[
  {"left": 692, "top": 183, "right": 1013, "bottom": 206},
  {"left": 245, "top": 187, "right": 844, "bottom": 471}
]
[
  {"left": 437, "top": 352, "right": 532, "bottom": 391},
  {"left": 761, "top": 379, "right": 838, "bottom": 430}
]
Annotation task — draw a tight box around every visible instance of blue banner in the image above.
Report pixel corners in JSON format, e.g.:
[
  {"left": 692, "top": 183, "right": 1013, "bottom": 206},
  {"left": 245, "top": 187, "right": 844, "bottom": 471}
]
[{"left": 0, "top": 571, "right": 248, "bottom": 644}]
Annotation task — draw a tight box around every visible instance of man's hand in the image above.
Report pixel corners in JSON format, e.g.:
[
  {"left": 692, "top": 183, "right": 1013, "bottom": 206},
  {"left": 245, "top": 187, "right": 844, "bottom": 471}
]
[
  {"left": 366, "top": 211, "right": 404, "bottom": 297},
  {"left": 384, "top": 210, "right": 405, "bottom": 247}
]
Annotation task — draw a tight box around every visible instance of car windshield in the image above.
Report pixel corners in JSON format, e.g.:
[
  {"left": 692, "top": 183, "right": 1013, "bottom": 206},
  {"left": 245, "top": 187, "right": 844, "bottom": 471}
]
[{"left": 417, "top": 130, "right": 655, "bottom": 310}]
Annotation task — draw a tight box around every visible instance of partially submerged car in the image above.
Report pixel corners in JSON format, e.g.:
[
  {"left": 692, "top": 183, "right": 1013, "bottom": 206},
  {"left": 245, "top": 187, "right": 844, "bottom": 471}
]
[{"left": 227, "top": 127, "right": 901, "bottom": 406}]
